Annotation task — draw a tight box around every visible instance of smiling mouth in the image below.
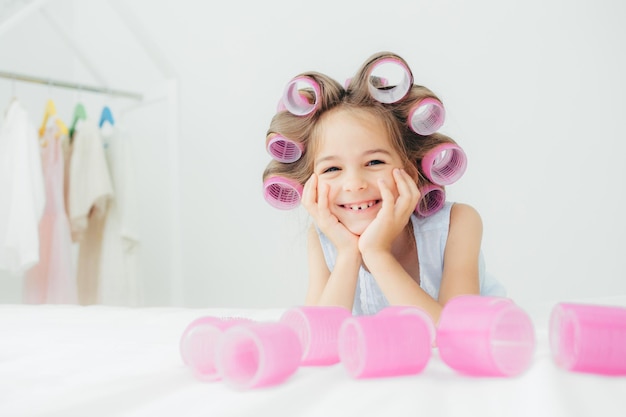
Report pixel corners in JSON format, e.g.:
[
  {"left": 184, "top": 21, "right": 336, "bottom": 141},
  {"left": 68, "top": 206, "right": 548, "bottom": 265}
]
[{"left": 340, "top": 200, "right": 380, "bottom": 211}]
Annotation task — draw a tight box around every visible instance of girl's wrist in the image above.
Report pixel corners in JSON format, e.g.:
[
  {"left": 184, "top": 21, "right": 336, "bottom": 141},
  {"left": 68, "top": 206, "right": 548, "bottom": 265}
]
[
  {"left": 360, "top": 248, "right": 393, "bottom": 267},
  {"left": 336, "top": 248, "right": 362, "bottom": 265}
]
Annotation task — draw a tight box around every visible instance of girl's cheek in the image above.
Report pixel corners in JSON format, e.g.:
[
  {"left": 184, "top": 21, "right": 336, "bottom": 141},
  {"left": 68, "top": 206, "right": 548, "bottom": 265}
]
[
  {"left": 318, "top": 179, "right": 334, "bottom": 197},
  {"left": 325, "top": 182, "right": 337, "bottom": 201},
  {"left": 380, "top": 171, "right": 395, "bottom": 187},
  {"left": 384, "top": 172, "right": 400, "bottom": 196}
]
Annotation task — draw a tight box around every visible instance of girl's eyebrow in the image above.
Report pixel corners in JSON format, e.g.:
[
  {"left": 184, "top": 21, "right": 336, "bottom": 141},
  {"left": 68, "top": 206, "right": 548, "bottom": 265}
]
[
  {"left": 364, "top": 148, "right": 393, "bottom": 157},
  {"left": 315, "top": 148, "right": 392, "bottom": 165}
]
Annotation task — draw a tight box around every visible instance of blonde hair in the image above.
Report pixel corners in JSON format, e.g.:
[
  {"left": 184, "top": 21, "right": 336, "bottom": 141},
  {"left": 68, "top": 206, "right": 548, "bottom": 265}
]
[{"left": 262, "top": 51, "right": 461, "bottom": 198}]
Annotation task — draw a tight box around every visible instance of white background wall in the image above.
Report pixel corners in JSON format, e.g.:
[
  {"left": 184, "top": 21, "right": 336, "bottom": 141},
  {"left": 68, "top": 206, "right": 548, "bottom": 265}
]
[{"left": 0, "top": 0, "right": 625, "bottom": 310}]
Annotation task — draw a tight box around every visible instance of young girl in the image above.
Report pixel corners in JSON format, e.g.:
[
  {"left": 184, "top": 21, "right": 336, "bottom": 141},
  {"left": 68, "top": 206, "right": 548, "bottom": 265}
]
[{"left": 262, "top": 52, "right": 505, "bottom": 323}]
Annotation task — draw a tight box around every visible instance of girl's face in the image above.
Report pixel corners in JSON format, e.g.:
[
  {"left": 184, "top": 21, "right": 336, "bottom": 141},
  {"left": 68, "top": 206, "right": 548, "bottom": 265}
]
[{"left": 312, "top": 108, "right": 406, "bottom": 235}]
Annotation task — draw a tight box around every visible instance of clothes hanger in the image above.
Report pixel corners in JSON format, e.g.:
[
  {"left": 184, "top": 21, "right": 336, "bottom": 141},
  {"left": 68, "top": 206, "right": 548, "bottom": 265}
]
[
  {"left": 69, "top": 102, "right": 87, "bottom": 138},
  {"left": 38, "top": 99, "right": 68, "bottom": 139},
  {"left": 38, "top": 98, "right": 68, "bottom": 147},
  {"left": 99, "top": 105, "right": 115, "bottom": 128},
  {"left": 54, "top": 117, "right": 69, "bottom": 138},
  {"left": 39, "top": 99, "right": 56, "bottom": 137}
]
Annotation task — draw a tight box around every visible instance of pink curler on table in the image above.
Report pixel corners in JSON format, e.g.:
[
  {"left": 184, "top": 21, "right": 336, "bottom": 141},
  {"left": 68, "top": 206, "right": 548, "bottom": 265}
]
[
  {"left": 408, "top": 97, "right": 446, "bottom": 136},
  {"left": 376, "top": 305, "right": 436, "bottom": 345},
  {"left": 263, "top": 175, "right": 303, "bottom": 210},
  {"left": 414, "top": 184, "right": 445, "bottom": 217},
  {"left": 549, "top": 302, "right": 626, "bottom": 375},
  {"left": 281, "top": 76, "right": 320, "bottom": 116},
  {"left": 421, "top": 142, "right": 467, "bottom": 186},
  {"left": 338, "top": 311, "right": 432, "bottom": 378},
  {"left": 215, "top": 322, "right": 302, "bottom": 390},
  {"left": 280, "top": 306, "right": 352, "bottom": 366},
  {"left": 179, "top": 316, "right": 251, "bottom": 381},
  {"left": 436, "top": 295, "right": 535, "bottom": 377}
]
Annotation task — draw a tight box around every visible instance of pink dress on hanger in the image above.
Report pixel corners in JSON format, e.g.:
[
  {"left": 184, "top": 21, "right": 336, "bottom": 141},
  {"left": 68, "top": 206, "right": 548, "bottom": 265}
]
[{"left": 23, "top": 120, "right": 78, "bottom": 304}]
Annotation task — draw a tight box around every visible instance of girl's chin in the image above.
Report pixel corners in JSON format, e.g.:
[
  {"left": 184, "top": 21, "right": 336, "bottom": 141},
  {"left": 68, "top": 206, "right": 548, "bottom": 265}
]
[
  {"left": 334, "top": 208, "right": 379, "bottom": 235},
  {"left": 342, "top": 221, "right": 369, "bottom": 236}
]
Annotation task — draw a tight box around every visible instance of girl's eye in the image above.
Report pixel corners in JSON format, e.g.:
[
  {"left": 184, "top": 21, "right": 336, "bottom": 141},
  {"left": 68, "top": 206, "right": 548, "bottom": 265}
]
[
  {"left": 367, "top": 160, "right": 384, "bottom": 166},
  {"left": 322, "top": 166, "right": 340, "bottom": 173}
]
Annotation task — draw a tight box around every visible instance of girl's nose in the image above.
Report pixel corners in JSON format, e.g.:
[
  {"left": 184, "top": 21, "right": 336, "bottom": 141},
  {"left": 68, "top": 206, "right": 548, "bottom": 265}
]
[{"left": 343, "top": 171, "right": 368, "bottom": 192}]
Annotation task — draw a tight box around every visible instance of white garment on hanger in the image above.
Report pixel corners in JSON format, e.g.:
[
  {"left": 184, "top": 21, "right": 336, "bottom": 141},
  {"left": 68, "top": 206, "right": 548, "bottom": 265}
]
[
  {"left": 99, "top": 121, "right": 141, "bottom": 306},
  {"left": 0, "top": 99, "right": 45, "bottom": 273},
  {"left": 69, "top": 118, "right": 114, "bottom": 304},
  {"left": 68, "top": 119, "right": 114, "bottom": 242}
]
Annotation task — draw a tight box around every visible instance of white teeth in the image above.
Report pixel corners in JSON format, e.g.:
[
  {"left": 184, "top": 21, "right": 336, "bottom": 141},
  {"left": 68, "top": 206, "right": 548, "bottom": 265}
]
[{"left": 348, "top": 201, "right": 375, "bottom": 211}]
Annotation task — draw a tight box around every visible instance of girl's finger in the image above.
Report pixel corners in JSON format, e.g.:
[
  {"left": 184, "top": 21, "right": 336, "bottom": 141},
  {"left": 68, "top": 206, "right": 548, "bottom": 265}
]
[
  {"left": 317, "top": 181, "right": 331, "bottom": 216},
  {"left": 398, "top": 169, "right": 420, "bottom": 197},
  {"left": 302, "top": 174, "right": 318, "bottom": 212},
  {"left": 397, "top": 169, "right": 420, "bottom": 207},
  {"left": 302, "top": 174, "right": 317, "bottom": 218},
  {"left": 378, "top": 178, "right": 395, "bottom": 216},
  {"left": 394, "top": 169, "right": 412, "bottom": 197}
]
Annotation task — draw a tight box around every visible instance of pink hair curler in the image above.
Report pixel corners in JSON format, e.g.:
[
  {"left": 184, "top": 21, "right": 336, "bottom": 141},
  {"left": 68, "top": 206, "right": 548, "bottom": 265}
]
[
  {"left": 215, "top": 322, "right": 302, "bottom": 389},
  {"left": 376, "top": 305, "right": 436, "bottom": 345},
  {"left": 367, "top": 57, "right": 413, "bottom": 104},
  {"left": 276, "top": 98, "right": 287, "bottom": 113},
  {"left": 347, "top": 76, "right": 388, "bottom": 89},
  {"left": 281, "top": 76, "right": 320, "bottom": 116},
  {"left": 179, "top": 316, "right": 251, "bottom": 381},
  {"left": 280, "top": 306, "right": 352, "bottom": 366},
  {"left": 338, "top": 312, "right": 432, "bottom": 378},
  {"left": 408, "top": 97, "right": 446, "bottom": 136},
  {"left": 549, "top": 302, "right": 626, "bottom": 375},
  {"left": 263, "top": 176, "right": 303, "bottom": 210},
  {"left": 436, "top": 295, "right": 535, "bottom": 377},
  {"left": 266, "top": 134, "right": 304, "bottom": 163},
  {"left": 421, "top": 143, "right": 467, "bottom": 186},
  {"left": 414, "top": 184, "right": 445, "bottom": 217}
]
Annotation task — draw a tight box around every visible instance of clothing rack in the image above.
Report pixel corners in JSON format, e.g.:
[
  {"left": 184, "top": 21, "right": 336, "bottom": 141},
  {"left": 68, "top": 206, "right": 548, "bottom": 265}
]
[
  {"left": 1, "top": 0, "right": 183, "bottom": 306},
  {"left": 0, "top": 70, "right": 143, "bottom": 101}
]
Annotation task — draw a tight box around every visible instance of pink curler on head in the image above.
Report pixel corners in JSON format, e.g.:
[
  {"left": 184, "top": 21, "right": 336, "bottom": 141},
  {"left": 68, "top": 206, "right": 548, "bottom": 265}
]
[
  {"left": 281, "top": 76, "right": 321, "bottom": 116},
  {"left": 436, "top": 295, "right": 536, "bottom": 377},
  {"left": 263, "top": 176, "right": 303, "bottom": 210},
  {"left": 338, "top": 312, "right": 432, "bottom": 378},
  {"left": 215, "top": 322, "right": 302, "bottom": 390},
  {"left": 280, "top": 306, "right": 352, "bottom": 366},
  {"left": 421, "top": 143, "right": 467, "bottom": 186},
  {"left": 276, "top": 98, "right": 287, "bottom": 113},
  {"left": 266, "top": 134, "right": 304, "bottom": 163},
  {"left": 408, "top": 97, "right": 446, "bottom": 135},
  {"left": 179, "top": 316, "right": 251, "bottom": 381},
  {"left": 367, "top": 57, "right": 413, "bottom": 104},
  {"left": 414, "top": 184, "right": 445, "bottom": 217},
  {"left": 549, "top": 302, "right": 626, "bottom": 375}
]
